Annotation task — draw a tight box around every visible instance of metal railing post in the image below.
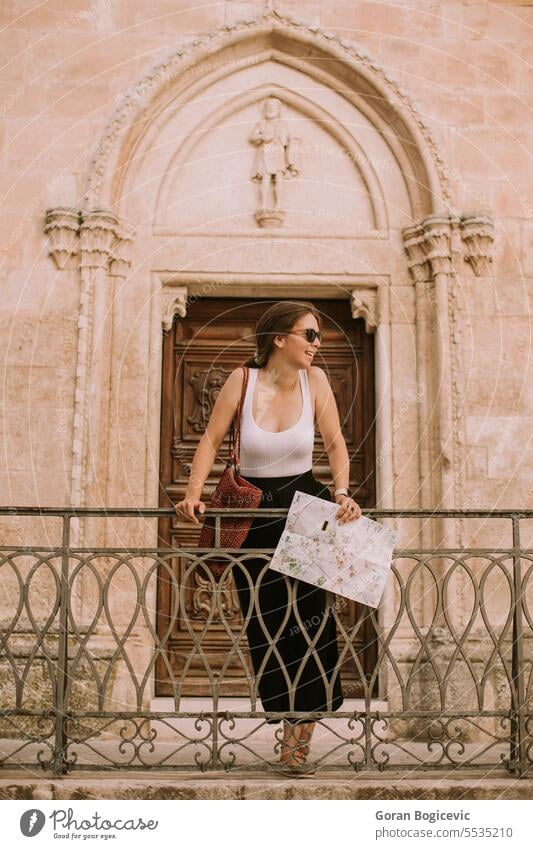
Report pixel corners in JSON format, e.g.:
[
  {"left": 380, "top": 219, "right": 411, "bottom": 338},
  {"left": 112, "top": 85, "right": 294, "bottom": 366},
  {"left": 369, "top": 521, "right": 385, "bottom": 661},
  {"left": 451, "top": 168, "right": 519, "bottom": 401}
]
[
  {"left": 211, "top": 513, "right": 220, "bottom": 770},
  {"left": 510, "top": 514, "right": 526, "bottom": 777},
  {"left": 53, "top": 512, "right": 71, "bottom": 776}
]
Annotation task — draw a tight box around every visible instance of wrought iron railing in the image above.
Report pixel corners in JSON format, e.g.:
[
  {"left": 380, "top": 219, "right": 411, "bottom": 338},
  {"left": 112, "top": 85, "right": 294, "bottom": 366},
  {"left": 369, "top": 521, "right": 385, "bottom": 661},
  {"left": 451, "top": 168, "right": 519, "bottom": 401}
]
[{"left": 0, "top": 507, "right": 531, "bottom": 777}]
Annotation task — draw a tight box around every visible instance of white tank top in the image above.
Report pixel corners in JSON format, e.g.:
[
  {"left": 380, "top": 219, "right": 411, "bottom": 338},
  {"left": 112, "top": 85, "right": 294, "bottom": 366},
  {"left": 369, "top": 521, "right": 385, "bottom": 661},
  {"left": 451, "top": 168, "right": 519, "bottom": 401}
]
[{"left": 239, "top": 367, "right": 315, "bottom": 477}]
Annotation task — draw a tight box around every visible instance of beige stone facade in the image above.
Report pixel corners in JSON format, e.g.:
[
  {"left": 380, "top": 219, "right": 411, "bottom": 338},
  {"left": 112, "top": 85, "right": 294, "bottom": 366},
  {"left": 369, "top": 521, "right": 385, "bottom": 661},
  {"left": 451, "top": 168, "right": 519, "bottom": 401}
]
[{"left": 0, "top": 1, "right": 532, "bottom": 754}]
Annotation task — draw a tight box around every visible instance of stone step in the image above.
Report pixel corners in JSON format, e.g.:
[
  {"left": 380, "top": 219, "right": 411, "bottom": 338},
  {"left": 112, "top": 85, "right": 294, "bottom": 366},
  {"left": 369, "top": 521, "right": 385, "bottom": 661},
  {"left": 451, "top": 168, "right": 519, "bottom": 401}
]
[{"left": 0, "top": 772, "right": 531, "bottom": 801}]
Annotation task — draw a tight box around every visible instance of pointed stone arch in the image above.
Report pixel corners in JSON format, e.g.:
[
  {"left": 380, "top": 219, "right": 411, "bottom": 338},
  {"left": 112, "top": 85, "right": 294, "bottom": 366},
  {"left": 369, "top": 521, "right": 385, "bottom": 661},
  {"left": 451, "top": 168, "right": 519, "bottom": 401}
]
[{"left": 83, "top": 10, "right": 449, "bottom": 217}]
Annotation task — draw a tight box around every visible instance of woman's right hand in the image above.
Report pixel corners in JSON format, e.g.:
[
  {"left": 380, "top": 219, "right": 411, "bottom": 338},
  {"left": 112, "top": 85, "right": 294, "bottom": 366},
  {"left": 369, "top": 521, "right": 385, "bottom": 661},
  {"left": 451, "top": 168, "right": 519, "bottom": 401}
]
[{"left": 174, "top": 495, "right": 206, "bottom": 525}]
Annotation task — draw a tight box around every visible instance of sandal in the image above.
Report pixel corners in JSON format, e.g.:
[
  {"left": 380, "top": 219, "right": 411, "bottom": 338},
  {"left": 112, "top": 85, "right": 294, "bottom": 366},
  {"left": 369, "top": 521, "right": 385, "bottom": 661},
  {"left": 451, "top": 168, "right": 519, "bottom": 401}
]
[
  {"left": 276, "top": 750, "right": 316, "bottom": 776},
  {"left": 275, "top": 723, "right": 316, "bottom": 776},
  {"left": 295, "top": 721, "right": 315, "bottom": 758}
]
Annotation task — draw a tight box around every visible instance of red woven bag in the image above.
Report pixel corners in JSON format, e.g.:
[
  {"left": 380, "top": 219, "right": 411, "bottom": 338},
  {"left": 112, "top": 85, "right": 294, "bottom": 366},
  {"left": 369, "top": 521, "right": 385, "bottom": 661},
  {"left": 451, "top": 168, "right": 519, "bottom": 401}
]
[{"left": 197, "top": 365, "right": 263, "bottom": 581}]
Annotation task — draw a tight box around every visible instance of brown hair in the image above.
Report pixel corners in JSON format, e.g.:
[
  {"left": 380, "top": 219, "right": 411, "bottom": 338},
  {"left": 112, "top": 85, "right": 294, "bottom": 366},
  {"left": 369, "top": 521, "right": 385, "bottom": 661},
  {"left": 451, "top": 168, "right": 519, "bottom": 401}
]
[{"left": 242, "top": 301, "right": 322, "bottom": 368}]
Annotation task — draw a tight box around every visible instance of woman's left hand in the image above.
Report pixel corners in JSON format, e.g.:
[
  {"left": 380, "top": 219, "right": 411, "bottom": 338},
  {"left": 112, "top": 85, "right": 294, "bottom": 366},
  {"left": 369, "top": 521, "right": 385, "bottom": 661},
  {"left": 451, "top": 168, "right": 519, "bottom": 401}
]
[{"left": 335, "top": 494, "right": 362, "bottom": 524}]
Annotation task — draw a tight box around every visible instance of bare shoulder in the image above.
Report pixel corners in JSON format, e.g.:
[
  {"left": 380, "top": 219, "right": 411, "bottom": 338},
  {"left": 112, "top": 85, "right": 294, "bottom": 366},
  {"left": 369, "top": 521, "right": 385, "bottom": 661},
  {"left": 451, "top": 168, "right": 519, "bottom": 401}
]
[
  {"left": 308, "top": 366, "right": 330, "bottom": 413},
  {"left": 227, "top": 365, "right": 246, "bottom": 385},
  {"left": 224, "top": 366, "right": 246, "bottom": 400},
  {"left": 308, "top": 365, "right": 330, "bottom": 390},
  {"left": 309, "top": 365, "right": 328, "bottom": 380},
  {"left": 209, "top": 366, "right": 245, "bottom": 424},
  {"left": 204, "top": 366, "right": 247, "bottom": 443}
]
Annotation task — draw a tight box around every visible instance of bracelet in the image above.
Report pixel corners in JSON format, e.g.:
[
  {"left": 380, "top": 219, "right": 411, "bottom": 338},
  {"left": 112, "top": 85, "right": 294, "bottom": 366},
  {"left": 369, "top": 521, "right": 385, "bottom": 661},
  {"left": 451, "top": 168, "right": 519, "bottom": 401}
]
[{"left": 334, "top": 487, "right": 349, "bottom": 498}]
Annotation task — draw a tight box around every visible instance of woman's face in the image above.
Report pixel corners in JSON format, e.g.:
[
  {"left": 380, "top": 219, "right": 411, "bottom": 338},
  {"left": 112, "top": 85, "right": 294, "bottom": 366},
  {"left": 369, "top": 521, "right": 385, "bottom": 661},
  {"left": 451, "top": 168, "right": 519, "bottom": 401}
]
[{"left": 277, "top": 312, "right": 321, "bottom": 369}]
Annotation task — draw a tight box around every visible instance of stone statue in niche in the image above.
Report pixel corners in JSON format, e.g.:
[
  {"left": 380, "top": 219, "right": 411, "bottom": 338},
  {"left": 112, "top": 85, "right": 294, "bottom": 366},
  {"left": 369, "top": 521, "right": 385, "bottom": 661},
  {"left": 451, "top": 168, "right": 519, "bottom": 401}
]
[{"left": 249, "top": 96, "right": 300, "bottom": 227}]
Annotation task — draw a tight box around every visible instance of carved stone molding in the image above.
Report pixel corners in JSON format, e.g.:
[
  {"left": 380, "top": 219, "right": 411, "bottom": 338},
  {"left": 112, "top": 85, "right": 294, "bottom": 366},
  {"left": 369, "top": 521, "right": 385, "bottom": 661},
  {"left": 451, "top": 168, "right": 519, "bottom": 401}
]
[
  {"left": 44, "top": 208, "right": 136, "bottom": 275},
  {"left": 420, "top": 215, "right": 458, "bottom": 277},
  {"left": 350, "top": 288, "right": 378, "bottom": 333},
  {"left": 79, "top": 209, "right": 119, "bottom": 270},
  {"left": 44, "top": 207, "right": 81, "bottom": 269},
  {"left": 460, "top": 214, "right": 495, "bottom": 276},
  {"left": 402, "top": 222, "right": 430, "bottom": 283},
  {"left": 109, "top": 221, "right": 136, "bottom": 278},
  {"left": 402, "top": 214, "right": 459, "bottom": 282},
  {"left": 161, "top": 285, "right": 188, "bottom": 332},
  {"left": 404, "top": 212, "right": 495, "bottom": 282},
  {"left": 255, "top": 209, "right": 285, "bottom": 228}
]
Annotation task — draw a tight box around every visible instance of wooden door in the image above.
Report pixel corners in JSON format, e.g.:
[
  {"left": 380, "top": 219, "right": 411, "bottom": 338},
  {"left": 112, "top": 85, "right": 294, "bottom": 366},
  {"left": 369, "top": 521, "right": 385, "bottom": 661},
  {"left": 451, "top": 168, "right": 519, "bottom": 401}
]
[{"left": 157, "top": 297, "right": 377, "bottom": 697}]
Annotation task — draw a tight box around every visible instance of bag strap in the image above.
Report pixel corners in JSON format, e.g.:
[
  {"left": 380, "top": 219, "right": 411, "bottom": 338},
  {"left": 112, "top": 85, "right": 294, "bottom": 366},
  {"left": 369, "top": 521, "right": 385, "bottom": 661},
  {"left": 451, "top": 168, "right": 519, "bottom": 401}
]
[{"left": 228, "top": 365, "right": 248, "bottom": 472}]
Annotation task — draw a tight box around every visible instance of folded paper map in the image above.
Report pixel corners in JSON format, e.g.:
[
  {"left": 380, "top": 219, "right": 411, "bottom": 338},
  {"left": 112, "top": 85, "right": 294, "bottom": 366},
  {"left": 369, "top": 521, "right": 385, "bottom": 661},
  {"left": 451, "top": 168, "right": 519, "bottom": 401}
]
[{"left": 269, "top": 490, "right": 398, "bottom": 607}]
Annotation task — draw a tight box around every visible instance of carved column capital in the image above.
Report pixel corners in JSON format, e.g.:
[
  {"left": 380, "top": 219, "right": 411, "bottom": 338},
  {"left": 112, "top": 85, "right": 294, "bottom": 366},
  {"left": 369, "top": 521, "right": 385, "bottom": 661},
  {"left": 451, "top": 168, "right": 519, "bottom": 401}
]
[
  {"left": 402, "top": 221, "right": 431, "bottom": 283},
  {"left": 109, "top": 220, "right": 136, "bottom": 278},
  {"left": 79, "top": 209, "right": 119, "bottom": 270},
  {"left": 44, "top": 207, "right": 81, "bottom": 269},
  {"left": 404, "top": 212, "right": 495, "bottom": 281},
  {"left": 45, "top": 207, "right": 136, "bottom": 275},
  {"left": 162, "top": 285, "right": 188, "bottom": 332},
  {"left": 350, "top": 287, "right": 378, "bottom": 333},
  {"left": 402, "top": 214, "right": 458, "bottom": 282},
  {"left": 421, "top": 214, "right": 458, "bottom": 276},
  {"left": 460, "top": 214, "right": 495, "bottom": 276}
]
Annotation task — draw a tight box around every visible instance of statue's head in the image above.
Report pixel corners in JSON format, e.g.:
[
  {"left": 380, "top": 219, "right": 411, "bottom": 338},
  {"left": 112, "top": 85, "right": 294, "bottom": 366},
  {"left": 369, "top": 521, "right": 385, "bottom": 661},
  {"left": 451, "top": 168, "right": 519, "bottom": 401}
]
[{"left": 263, "top": 96, "right": 282, "bottom": 118}]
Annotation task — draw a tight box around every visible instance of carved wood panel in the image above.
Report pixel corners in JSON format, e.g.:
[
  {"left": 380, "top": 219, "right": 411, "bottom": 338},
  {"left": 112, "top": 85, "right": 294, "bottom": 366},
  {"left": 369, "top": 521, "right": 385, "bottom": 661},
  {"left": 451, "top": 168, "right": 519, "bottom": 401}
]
[{"left": 157, "top": 297, "right": 376, "bottom": 697}]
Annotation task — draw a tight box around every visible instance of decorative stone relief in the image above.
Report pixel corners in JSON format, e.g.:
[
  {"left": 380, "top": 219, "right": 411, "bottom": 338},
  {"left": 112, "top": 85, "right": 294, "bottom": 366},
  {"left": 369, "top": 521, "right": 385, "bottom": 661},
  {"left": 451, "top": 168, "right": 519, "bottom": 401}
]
[
  {"left": 43, "top": 207, "right": 80, "bottom": 269},
  {"left": 109, "top": 221, "right": 136, "bottom": 278},
  {"left": 350, "top": 288, "right": 378, "bottom": 334},
  {"left": 250, "top": 96, "right": 300, "bottom": 227},
  {"left": 402, "top": 223, "right": 431, "bottom": 283},
  {"left": 80, "top": 210, "right": 119, "bottom": 270},
  {"left": 460, "top": 215, "right": 495, "bottom": 277},
  {"left": 44, "top": 208, "right": 135, "bottom": 275},
  {"left": 402, "top": 214, "right": 458, "bottom": 282},
  {"left": 161, "top": 285, "right": 188, "bottom": 332},
  {"left": 403, "top": 212, "right": 495, "bottom": 281}
]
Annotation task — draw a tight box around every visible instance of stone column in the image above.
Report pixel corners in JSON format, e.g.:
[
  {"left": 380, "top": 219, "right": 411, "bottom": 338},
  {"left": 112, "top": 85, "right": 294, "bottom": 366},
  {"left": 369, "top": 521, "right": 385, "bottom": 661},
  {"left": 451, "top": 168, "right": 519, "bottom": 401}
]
[
  {"left": 399, "top": 213, "right": 495, "bottom": 741},
  {"left": 403, "top": 214, "right": 459, "bottom": 559},
  {"left": 44, "top": 208, "right": 135, "bottom": 546},
  {"left": 79, "top": 211, "right": 118, "bottom": 520},
  {"left": 403, "top": 211, "right": 494, "bottom": 601}
]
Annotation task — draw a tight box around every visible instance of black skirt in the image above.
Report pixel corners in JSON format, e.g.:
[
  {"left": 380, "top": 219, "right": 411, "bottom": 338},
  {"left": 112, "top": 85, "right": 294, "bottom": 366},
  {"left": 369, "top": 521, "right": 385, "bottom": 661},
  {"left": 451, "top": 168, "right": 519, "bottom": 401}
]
[{"left": 233, "top": 468, "right": 344, "bottom": 724}]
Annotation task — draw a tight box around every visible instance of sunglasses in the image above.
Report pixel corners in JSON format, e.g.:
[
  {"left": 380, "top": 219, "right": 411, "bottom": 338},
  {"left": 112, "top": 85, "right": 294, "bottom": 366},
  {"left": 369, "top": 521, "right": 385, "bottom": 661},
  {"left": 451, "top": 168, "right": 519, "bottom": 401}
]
[{"left": 292, "top": 328, "right": 323, "bottom": 344}]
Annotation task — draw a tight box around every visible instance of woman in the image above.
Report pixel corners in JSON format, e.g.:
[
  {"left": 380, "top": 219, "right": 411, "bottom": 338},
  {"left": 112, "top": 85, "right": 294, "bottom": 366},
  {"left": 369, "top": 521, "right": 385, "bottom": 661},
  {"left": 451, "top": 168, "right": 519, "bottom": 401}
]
[{"left": 175, "top": 301, "right": 362, "bottom": 774}]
